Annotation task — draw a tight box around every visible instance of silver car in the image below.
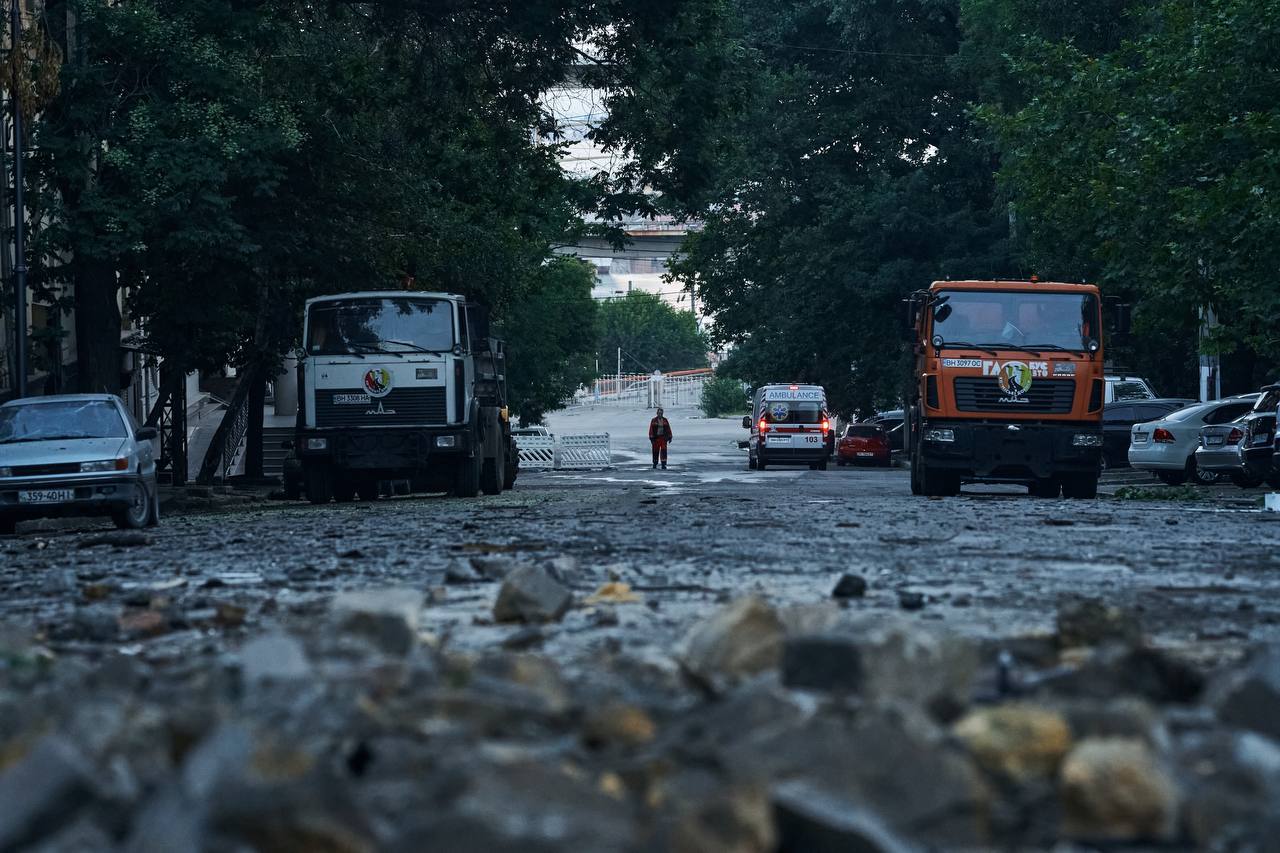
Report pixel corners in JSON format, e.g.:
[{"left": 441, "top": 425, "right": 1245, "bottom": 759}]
[
  {"left": 1128, "top": 395, "right": 1258, "bottom": 485},
  {"left": 0, "top": 394, "right": 160, "bottom": 534}
]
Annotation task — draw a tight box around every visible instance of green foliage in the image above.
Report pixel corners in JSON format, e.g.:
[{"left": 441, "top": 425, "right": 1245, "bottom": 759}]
[
  {"left": 970, "top": 0, "right": 1280, "bottom": 393},
  {"left": 596, "top": 291, "right": 709, "bottom": 374},
  {"left": 501, "top": 258, "right": 599, "bottom": 424},
  {"left": 699, "top": 375, "right": 748, "bottom": 418},
  {"left": 1112, "top": 485, "right": 1201, "bottom": 502}
]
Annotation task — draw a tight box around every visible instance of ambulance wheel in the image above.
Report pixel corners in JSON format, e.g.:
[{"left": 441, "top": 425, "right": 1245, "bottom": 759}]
[
  {"left": 817, "top": 457, "right": 828, "bottom": 471},
  {"left": 757, "top": 454, "right": 767, "bottom": 471},
  {"left": 748, "top": 454, "right": 757, "bottom": 470}
]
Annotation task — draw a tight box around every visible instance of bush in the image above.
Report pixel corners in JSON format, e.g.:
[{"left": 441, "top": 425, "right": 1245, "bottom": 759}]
[{"left": 700, "top": 375, "right": 749, "bottom": 418}]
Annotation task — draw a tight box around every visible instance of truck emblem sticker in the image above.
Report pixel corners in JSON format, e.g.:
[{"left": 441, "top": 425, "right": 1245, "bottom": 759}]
[
  {"left": 363, "top": 368, "right": 393, "bottom": 398},
  {"left": 364, "top": 400, "right": 397, "bottom": 416},
  {"left": 995, "top": 362, "right": 1034, "bottom": 401},
  {"left": 769, "top": 403, "right": 790, "bottom": 421}
]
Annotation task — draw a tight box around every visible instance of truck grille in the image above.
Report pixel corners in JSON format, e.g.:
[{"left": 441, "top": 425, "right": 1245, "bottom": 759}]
[
  {"left": 953, "top": 377, "right": 1076, "bottom": 414},
  {"left": 315, "top": 387, "right": 447, "bottom": 428}
]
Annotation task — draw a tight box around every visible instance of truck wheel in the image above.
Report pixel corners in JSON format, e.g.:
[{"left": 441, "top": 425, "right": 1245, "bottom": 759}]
[
  {"left": 305, "top": 465, "right": 333, "bottom": 504},
  {"left": 1062, "top": 474, "right": 1099, "bottom": 499},
  {"left": 503, "top": 453, "right": 518, "bottom": 490},
  {"left": 454, "top": 453, "right": 482, "bottom": 498},
  {"left": 1031, "top": 478, "right": 1060, "bottom": 498},
  {"left": 919, "top": 459, "right": 959, "bottom": 497},
  {"left": 283, "top": 476, "right": 302, "bottom": 501},
  {"left": 481, "top": 446, "right": 504, "bottom": 495},
  {"left": 333, "top": 479, "right": 356, "bottom": 503},
  {"left": 356, "top": 480, "right": 380, "bottom": 502}
]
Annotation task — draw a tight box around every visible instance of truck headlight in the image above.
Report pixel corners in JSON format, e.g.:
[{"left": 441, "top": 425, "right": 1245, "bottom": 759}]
[
  {"left": 436, "top": 435, "right": 457, "bottom": 448},
  {"left": 1072, "top": 434, "right": 1102, "bottom": 447},
  {"left": 923, "top": 428, "right": 955, "bottom": 443},
  {"left": 306, "top": 438, "right": 329, "bottom": 451},
  {"left": 81, "top": 458, "right": 129, "bottom": 472}
]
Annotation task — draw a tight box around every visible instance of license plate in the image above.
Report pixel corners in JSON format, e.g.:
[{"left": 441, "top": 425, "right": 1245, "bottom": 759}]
[
  {"left": 1205, "top": 435, "right": 1224, "bottom": 446},
  {"left": 1132, "top": 433, "right": 1147, "bottom": 443},
  {"left": 766, "top": 434, "right": 792, "bottom": 445},
  {"left": 19, "top": 489, "right": 75, "bottom": 504},
  {"left": 857, "top": 452, "right": 873, "bottom": 457},
  {"left": 333, "top": 394, "right": 371, "bottom": 405}
]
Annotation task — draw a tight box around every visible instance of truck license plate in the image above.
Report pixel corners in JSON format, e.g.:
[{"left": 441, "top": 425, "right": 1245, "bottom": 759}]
[
  {"left": 333, "top": 394, "right": 371, "bottom": 405},
  {"left": 19, "top": 489, "right": 74, "bottom": 504}
]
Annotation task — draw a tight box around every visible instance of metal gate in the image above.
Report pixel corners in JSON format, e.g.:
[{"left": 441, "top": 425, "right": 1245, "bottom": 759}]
[{"left": 514, "top": 432, "right": 611, "bottom": 470}]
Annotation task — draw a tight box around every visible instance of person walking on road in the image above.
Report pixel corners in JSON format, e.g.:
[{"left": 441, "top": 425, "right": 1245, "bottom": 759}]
[{"left": 649, "top": 407, "right": 673, "bottom": 469}]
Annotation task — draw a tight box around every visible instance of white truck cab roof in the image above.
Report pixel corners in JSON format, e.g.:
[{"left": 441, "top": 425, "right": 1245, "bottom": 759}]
[{"left": 304, "top": 291, "right": 464, "bottom": 308}]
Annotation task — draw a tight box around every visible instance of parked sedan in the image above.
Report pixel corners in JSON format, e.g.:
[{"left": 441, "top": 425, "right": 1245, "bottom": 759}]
[
  {"left": 1128, "top": 395, "right": 1258, "bottom": 485},
  {"left": 1101, "top": 398, "right": 1196, "bottom": 470},
  {"left": 0, "top": 394, "right": 160, "bottom": 534},
  {"left": 836, "top": 424, "right": 891, "bottom": 466},
  {"left": 1196, "top": 385, "right": 1280, "bottom": 488}
]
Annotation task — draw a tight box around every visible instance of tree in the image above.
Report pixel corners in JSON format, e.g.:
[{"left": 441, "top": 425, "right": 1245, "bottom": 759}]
[
  {"left": 970, "top": 0, "right": 1280, "bottom": 393},
  {"left": 501, "top": 258, "right": 598, "bottom": 424},
  {"left": 596, "top": 291, "right": 709, "bottom": 374}
]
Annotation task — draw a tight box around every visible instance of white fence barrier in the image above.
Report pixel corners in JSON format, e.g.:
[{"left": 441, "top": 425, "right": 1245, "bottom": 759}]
[
  {"left": 514, "top": 432, "right": 612, "bottom": 470},
  {"left": 556, "top": 433, "right": 612, "bottom": 469},
  {"left": 515, "top": 435, "right": 556, "bottom": 469}
]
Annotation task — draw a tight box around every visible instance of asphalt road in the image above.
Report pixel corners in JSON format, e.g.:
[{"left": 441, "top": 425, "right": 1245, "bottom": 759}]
[{"left": 3, "top": 403, "right": 1278, "bottom": 671}]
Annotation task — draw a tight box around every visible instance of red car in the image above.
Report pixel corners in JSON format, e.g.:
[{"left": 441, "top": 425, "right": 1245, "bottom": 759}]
[{"left": 836, "top": 424, "right": 891, "bottom": 466}]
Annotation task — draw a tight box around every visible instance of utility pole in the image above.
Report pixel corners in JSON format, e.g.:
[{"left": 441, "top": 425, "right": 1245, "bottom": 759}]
[
  {"left": 8, "top": 0, "right": 27, "bottom": 398},
  {"left": 616, "top": 346, "right": 621, "bottom": 396}
]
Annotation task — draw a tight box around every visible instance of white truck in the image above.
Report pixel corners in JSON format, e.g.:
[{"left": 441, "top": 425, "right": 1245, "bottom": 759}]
[{"left": 294, "top": 291, "right": 517, "bottom": 502}]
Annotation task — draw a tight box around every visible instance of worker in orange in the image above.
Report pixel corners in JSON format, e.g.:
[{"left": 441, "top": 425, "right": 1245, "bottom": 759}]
[{"left": 649, "top": 407, "right": 673, "bottom": 469}]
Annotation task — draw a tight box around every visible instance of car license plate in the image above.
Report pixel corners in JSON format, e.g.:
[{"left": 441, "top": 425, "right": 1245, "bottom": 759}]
[
  {"left": 766, "top": 434, "right": 792, "bottom": 445},
  {"left": 1205, "top": 435, "right": 1224, "bottom": 446},
  {"left": 857, "top": 451, "right": 873, "bottom": 457},
  {"left": 1132, "top": 433, "right": 1147, "bottom": 443},
  {"left": 333, "top": 394, "right": 371, "bottom": 405},
  {"left": 19, "top": 489, "right": 74, "bottom": 504}
]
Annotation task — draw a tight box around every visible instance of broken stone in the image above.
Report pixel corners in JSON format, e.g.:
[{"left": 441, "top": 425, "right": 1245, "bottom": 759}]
[
  {"left": 493, "top": 565, "right": 572, "bottom": 624},
  {"left": 118, "top": 608, "right": 169, "bottom": 638},
  {"left": 897, "top": 591, "right": 925, "bottom": 611},
  {"left": 1056, "top": 596, "right": 1142, "bottom": 649},
  {"left": 1035, "top": 644, "right": 1204, "bottom": 704},
  {"left": 953, "top": 704, "right": 1073, "bottom": 782},
  {"left": 1178, "top": 730, "right": 1280, "bottom": 849},
  {"left": 781, "top": 635, "right": 863, "bottom": 693},
  {"left": 1059, "top": 736, "right": 1178, "bottom": 841},
  {"left": 240, "top": 633, "right": 310, "bottom": 683},
  {"left": 78, "top": 531, "right": 152, "bottom": 548},
  {"left": 332, "top": 587, "right": 423, "bottom": 654},
  {"left": 0, "top": 736, "right": 96, "bottom": 850},
  {"left": 772, "top": 779, "right": 915, "bottom": 853},
  {"left": 675, "top": 596, "right": 784, "bottom": 692},
  {"left": 470, "top": 556, "right": 516, "bottom": 581},
  {"left": 832, "top": 573, "right": 867, "bottom": 599},
  {"left": 582, "top": 702, "right": 657, "bottom": 749},
  {"left": 1210, "top": 642, "right": 1280, "bottom": 741},
  {"left": 661, "top": 775, "right": 776, "bottom": 853},
  {"left": 583, "top": 582, "right": 641, "bottom": 605}
]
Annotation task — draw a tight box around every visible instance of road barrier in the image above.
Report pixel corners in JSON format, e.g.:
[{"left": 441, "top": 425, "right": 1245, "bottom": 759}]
[
  {"left": 514, "top": 434, "right": 556, "bottom": 469},
  {"left": 513, "top": 432, "right": 611, "bottom": 470},
  {"left": 556, "top": 433, "right": 612, "bottom": 469}
]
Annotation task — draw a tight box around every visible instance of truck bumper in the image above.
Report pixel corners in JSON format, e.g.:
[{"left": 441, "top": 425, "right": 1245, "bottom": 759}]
[
  {"left": 919, "top": 421, "right": 1101, "bottom": 483},
  {"left": 296, "top": 427, "right": 472, "bottom": 473}
]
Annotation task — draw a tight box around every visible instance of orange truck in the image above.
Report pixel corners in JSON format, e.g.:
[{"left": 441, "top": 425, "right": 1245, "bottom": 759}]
[{"left": 904, "top": 279, "right": 1125, "bottom": 498}]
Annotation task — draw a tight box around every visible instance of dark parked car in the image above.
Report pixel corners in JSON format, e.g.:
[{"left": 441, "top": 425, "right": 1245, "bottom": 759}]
[
  {"left": 1101, "top": 398, "right": 1195, "bottom": 470},
  {"left": 865, "top": 409, "right": 905, "bottom": 454},
  {"left": 1196, "top": 385, "right": 1280, "bottom": 488},
  {"left": 836, "top": 424, "right": 891, "bottom": 467}
]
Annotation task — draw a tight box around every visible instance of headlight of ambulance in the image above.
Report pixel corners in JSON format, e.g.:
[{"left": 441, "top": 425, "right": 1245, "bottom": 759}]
[
  {"left": 1072, "top": 434, "right": 1102, "bottom": 447},
  {"left": 307, "top": 438, "right": 329, "bottom": 451},
  {"left": 435, "top": 435, "right": 457, "bottom": 448},
  {"left": 81, "top": 458, "right": 129, "bottom": 472},
  {"left": 923, "top": 428, "right": 955, "bottom": 443}
]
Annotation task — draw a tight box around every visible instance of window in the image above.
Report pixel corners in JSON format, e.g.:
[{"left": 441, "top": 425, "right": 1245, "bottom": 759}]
[
  {"left": 1103, "top": 406, "right": 1134, "bottom": 423},
  {"left": 845, "top": 425, "right": 884, "bottom": 438},
  {"left": 931, "top": 289, "right": 1101, "bottom": 351},
  {"left": 762, "top": 401, "right": 823, "bottom": 424},
  {"left": 1110, "top": 381, "right": 1154, "bottom": 401},
  {"left": 0, "top": 400, "right": 128, "bottom": 443},
  {"left": 1204, "top": 403, "right": 1253, "bottom": 425},
  {"left": 307, "top": 298, "right": 455, "bottom": 355}
]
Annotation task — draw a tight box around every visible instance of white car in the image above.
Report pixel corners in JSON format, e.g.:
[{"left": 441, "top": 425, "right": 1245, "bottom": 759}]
[
  {"left": 1128, "top": 395, "right": 1258, "bottom": 485},
  {"left": 1105, "top": 375, "right": 1158, "bottom": 403}
]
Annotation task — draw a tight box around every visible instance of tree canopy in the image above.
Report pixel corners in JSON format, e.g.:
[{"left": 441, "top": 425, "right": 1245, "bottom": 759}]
[{"left": 596, "top": 291, "right": 709, "bottom": 375}]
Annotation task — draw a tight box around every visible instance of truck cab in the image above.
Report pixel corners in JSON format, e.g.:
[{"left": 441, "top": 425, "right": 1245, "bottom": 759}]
[
  {"left": 296, "top": 291, "right": 516, "bottom": 502},
  {"left": 743, "top": 384, "right": 831, "bottom": 470},
  {"left": 906, "top": 280, "right": 1108, "bottom": 498}
]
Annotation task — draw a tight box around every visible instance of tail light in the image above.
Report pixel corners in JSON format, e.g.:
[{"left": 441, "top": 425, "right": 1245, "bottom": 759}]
[
  {"left": 821, "top": 419, "right": 830, "bottom": 433},
  {"left": 758, "top": 418, "right": 768, "bottom": 433},
  {"left": 1226, "top": 427, "right": 1243, "bottom": 445},
  {"left": 1153, "top": 428, "right": 1175, "bottom": 443}
]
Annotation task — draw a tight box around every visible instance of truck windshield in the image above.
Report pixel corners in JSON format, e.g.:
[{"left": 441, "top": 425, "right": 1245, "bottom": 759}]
[
  {"left": 306, "top": 298, "right": 454, "bottom": 355},
  {"left": 931, "top": 290, "right": 1100, "bottom": 351}
]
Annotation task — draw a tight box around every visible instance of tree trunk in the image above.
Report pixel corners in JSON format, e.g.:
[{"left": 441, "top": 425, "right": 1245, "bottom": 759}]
[
  {"left": 74, "top": 260, "right": 121, "bottom": 394},
  {"left": 245, "top": 362, "right": 266, "bottom": 479}
]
